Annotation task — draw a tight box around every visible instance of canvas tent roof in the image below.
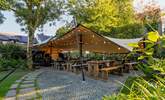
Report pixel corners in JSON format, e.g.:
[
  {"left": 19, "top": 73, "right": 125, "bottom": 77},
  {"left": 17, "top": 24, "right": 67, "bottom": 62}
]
[
  {"left": 34, "top": 25, "right": 142, "bottom": 58},
  {"left": 104, "top": 37, "right": 142, "bottom": 51}
]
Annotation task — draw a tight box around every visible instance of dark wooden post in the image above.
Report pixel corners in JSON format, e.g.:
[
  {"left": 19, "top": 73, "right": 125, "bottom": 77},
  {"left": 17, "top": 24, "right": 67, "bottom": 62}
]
[
  {"left": 143, "top": 37, "right": 146, "bottom": 48},
  {"left": 79, "top": 34, "right": 85, "bottom": 81},
  {"left": 50, "top": 43, "right": 53, "bottom": 66}
]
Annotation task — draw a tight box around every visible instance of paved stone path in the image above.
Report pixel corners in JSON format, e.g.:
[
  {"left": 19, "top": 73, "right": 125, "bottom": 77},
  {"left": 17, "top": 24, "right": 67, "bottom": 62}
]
[
  {"left": 5, "top": 70, "right": 43, "bottom": 100},
  {"left": 38, "top": 68, "right": 143, "bottom": 100}
]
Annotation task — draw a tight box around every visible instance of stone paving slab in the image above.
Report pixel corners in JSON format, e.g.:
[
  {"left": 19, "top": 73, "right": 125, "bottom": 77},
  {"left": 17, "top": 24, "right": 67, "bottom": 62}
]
[
  {"left": 5, "top": 69, "right": 45, "bottom": 100},
  {"left": 15, "top": 80, "right": 22, "bottom": 83},
  {"left": 22, "top": 80, "right": 34, "bottom": 84},
  {"left": 17, "top": 93, "right": 37, "bottom": 100},
  {"left": 20, "top": 84, "right": 34, "bottom": 88},
  {"left": 10, "top": 84, "right": 19, "bottom": 90},
  {"left": 5, "top": 90, "right": 16, "bottom": 97},
  {"left": 5, "top": 96, "right": 16, "bottom": 100},
  {"left": 24, "top": 78, "right": 36, "bottom": 81},
  {"left": 20, "top": 76, "right": 27, "bottom": 80},
  {"left": 26, "top": 75, "right": 36, "bottom": 78},
  {"left": 19, "top": 88, "right": 35, "bottom": 95}
]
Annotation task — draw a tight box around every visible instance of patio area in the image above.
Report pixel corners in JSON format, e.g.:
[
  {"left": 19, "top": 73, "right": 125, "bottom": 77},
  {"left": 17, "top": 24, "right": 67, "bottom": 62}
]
[
  {"left": 37, "top": 68, "right": 143, "bottom": 100},
  {"left": 33, "top": 25, "right": 142, "bottom": 81}
]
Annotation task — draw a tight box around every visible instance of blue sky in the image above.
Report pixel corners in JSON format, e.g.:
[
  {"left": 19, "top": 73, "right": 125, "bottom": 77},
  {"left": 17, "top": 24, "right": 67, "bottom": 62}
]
[{"left": 0, "top": 0, "right": 165, "bottom": 36}]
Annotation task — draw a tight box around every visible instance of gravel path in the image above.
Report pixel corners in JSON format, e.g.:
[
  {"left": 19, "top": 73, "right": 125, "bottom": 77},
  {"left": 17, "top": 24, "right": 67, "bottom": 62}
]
[
  {"left": 38, "top": 68, "right": 143, "bottom": 100},
  {"left": 5, "top": 70, "right": 43, "bottom": 100}
]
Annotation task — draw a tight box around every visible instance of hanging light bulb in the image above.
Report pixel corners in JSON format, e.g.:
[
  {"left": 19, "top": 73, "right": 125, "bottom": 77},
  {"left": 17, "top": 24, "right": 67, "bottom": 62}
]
[
  {"left": 78, "top": 29, "right": 81, "bottom": 32},
  {"left": 85, "top": 51, "right": 90, "bottom": 54}
]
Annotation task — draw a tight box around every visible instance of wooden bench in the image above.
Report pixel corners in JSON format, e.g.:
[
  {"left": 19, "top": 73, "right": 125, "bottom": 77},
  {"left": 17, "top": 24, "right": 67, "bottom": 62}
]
[
  {"left": 124, "top": 62, "right": 138, "bottom": 72},
  {"left": 100, "top": 66, "right": 123, "bottom": 80},
  {"left": 72, "top": 64, "right": 88, "bottom": 74}
]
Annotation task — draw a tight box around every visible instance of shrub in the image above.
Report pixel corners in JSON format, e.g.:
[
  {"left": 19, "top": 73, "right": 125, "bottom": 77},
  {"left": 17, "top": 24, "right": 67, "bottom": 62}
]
[
  {"left": 0, "top": 43, "right": 27, "bottom": 71},
  {"left": 150, "top": 59, "right": 165, "bottom": 72},
  {"left": 128, "top": 31, "right": 165, "bottom": 74},
  {"left": 0, "top": 43, "right": 26, "bottom": 59},
  {"left": 103, "top": 31, "right": 165, "bottom": 100},
  {"left": 0, "top": 58, "right": 27, "bottom": 71},
  {"left": 103, "top": 76, "right": 165, "bottom": 100},
  {"left": 0, "top": 59, "right": 17, "bottom": 71}
]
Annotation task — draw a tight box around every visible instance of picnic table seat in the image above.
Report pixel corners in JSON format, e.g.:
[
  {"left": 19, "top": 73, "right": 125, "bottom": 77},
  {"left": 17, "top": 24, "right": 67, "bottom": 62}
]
[
  {"left": 61, "top": 63, "right": 68, "bottom": 70},
  {"left": 72, "top": 64, "right": 88, "bottom": 74},
  {"left": 100, "top": 65, "right": 123, "bottom": 80},
  {"left": 124, "top": 62, "right": 139, "bottom": 72},
  {"left": 54, "top": 60, "right": 66, "bottom": 70}
]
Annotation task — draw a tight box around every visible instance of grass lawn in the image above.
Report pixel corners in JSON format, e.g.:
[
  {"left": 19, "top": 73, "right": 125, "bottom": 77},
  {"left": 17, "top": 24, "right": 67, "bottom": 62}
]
[
  {"left": 120, "top": 76, "right": 138, "bottom": 94},
  {"left": 0, "top": 69, "right": 30, "bottom": 99},
  {"left": 0, "top": 70, "right": 13, "bottom": 81}
]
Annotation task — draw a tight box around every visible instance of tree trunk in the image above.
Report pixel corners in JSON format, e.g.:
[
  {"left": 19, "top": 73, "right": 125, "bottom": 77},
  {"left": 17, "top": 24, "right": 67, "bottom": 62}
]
[
  {"left": 27, "top": 29, "right": 34, "bottom": 70},
  {"left": 158, "top": 20, "right": 162, "bottom": 35}
]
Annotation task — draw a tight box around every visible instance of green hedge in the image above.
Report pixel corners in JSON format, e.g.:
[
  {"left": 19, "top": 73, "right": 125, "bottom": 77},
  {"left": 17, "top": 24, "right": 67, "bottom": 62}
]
[
  {"left": 0, "top": 59, "right": 27, "bottom": 71},
  {"left": 0, "top": 43, "right": 27, "bottom": 71},
  {"left": 0, "top": 43, "right": 26, "bottom": 59}
]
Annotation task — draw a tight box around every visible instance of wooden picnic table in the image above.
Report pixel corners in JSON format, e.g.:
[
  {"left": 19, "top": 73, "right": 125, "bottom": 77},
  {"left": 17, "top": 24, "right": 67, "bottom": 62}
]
[
  {"left": 54, "top": 60, "right": 66, "bottom": 70},
  {"left": 87, "top": 60, "right": 115, "bottom": 79},
  {"left": 124, "top": 62, "right": 139, "bottom": 72},
  {"left": 72, "top": 63, "right": 88, "bottom": 74}
]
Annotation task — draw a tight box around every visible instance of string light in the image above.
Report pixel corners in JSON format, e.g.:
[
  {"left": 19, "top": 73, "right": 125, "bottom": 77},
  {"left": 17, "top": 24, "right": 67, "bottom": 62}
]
[
  {"left": 104, "top": 41, "right": 106, "bottom": 44},
  {"left": 78, "top": 29, "right": 81, "bottom": 32},
  {"left": 118, "top": 47, "right": 121, "bottom": 50},
  {"left": 85, "top": 51, "right": 90, "bottom": 54}
]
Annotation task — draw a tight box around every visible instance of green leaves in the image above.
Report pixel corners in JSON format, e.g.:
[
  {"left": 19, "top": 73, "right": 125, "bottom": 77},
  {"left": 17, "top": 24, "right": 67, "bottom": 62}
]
[
  {"left": 138, "top": 56, "right": 145, "bottom": 60},
  {"left": 67, "top": 0, "right": 136, "bottom": 37},
  {"left": 9, "top": 0, "right": 64, "bottom": 31},
  {"left": 0, "top": 0, "right": 10, "bottom": 10},
  {"left": 128, "top": 31, "right": 161, "bottom": 63},
  {"left": 0, "top": 0, "right": 11, "bottom": 24},
  {"left": 128, "top": 43, "right": 139, "bottom": 48},
  {"left": 148, "top": 31, "right": 160, "bottom": 42},
  {"left": 103, "top": 76, "right": 165, "bottom": 100}
]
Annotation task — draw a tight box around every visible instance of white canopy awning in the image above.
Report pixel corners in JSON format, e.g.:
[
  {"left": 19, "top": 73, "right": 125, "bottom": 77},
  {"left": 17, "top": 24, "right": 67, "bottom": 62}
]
[{"left": 104, "top": 37, "right": 142, "bottom": 51}]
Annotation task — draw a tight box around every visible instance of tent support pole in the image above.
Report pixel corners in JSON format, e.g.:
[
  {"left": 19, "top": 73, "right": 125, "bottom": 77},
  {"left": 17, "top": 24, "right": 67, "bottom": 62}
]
[
  {"left": 79, "top": 34, "right": 85, "bottom": 81},
  {"left": 50, "top": 43, "right": 53, "bottom": 66}
]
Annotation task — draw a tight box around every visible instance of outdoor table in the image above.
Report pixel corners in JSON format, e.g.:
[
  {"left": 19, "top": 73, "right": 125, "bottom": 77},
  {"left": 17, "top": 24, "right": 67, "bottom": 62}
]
[
  {"left": 124, "top": 62, "right": 138, "bottom": 72},
  {"left": 65, "top": 62, "right": 72, "bottom": 72},
  {"left": 61, "top": 60, "right": 80, "bottom": 71},
  {"left": 87, "top": 60, "right": 114, "bottom": 79},
  {"left": 52, "top": 61, "right": 59, "bottom": 70},
  {"left": 55, "top": 60, "right": 66, "bottom": 70},
  {"left": 72, "top": 64, "right": 88, "bottom": 74}
]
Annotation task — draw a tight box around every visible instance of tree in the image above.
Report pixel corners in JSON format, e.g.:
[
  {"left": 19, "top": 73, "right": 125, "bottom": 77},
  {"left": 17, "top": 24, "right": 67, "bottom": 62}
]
[
  {"left": 0, "top": 0, "right": 10, "bottom": 24},
  {"left": 67, "top": 0, "right": 138, "bottom": 37},
  {"left": 55, "top": 21, "right": 73, "bottom": 37},
  {"left": 56, "top": 26, "right": 70, "bottom": 38},
  {"left": 5, "top": 0, "right": 64, "bottom": 70},
  {"left": 0, "top": 12, "right": 4, "bottom": 24},
  {"left": 136, "top": 1, "right": 162, "bottom": 34}
]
